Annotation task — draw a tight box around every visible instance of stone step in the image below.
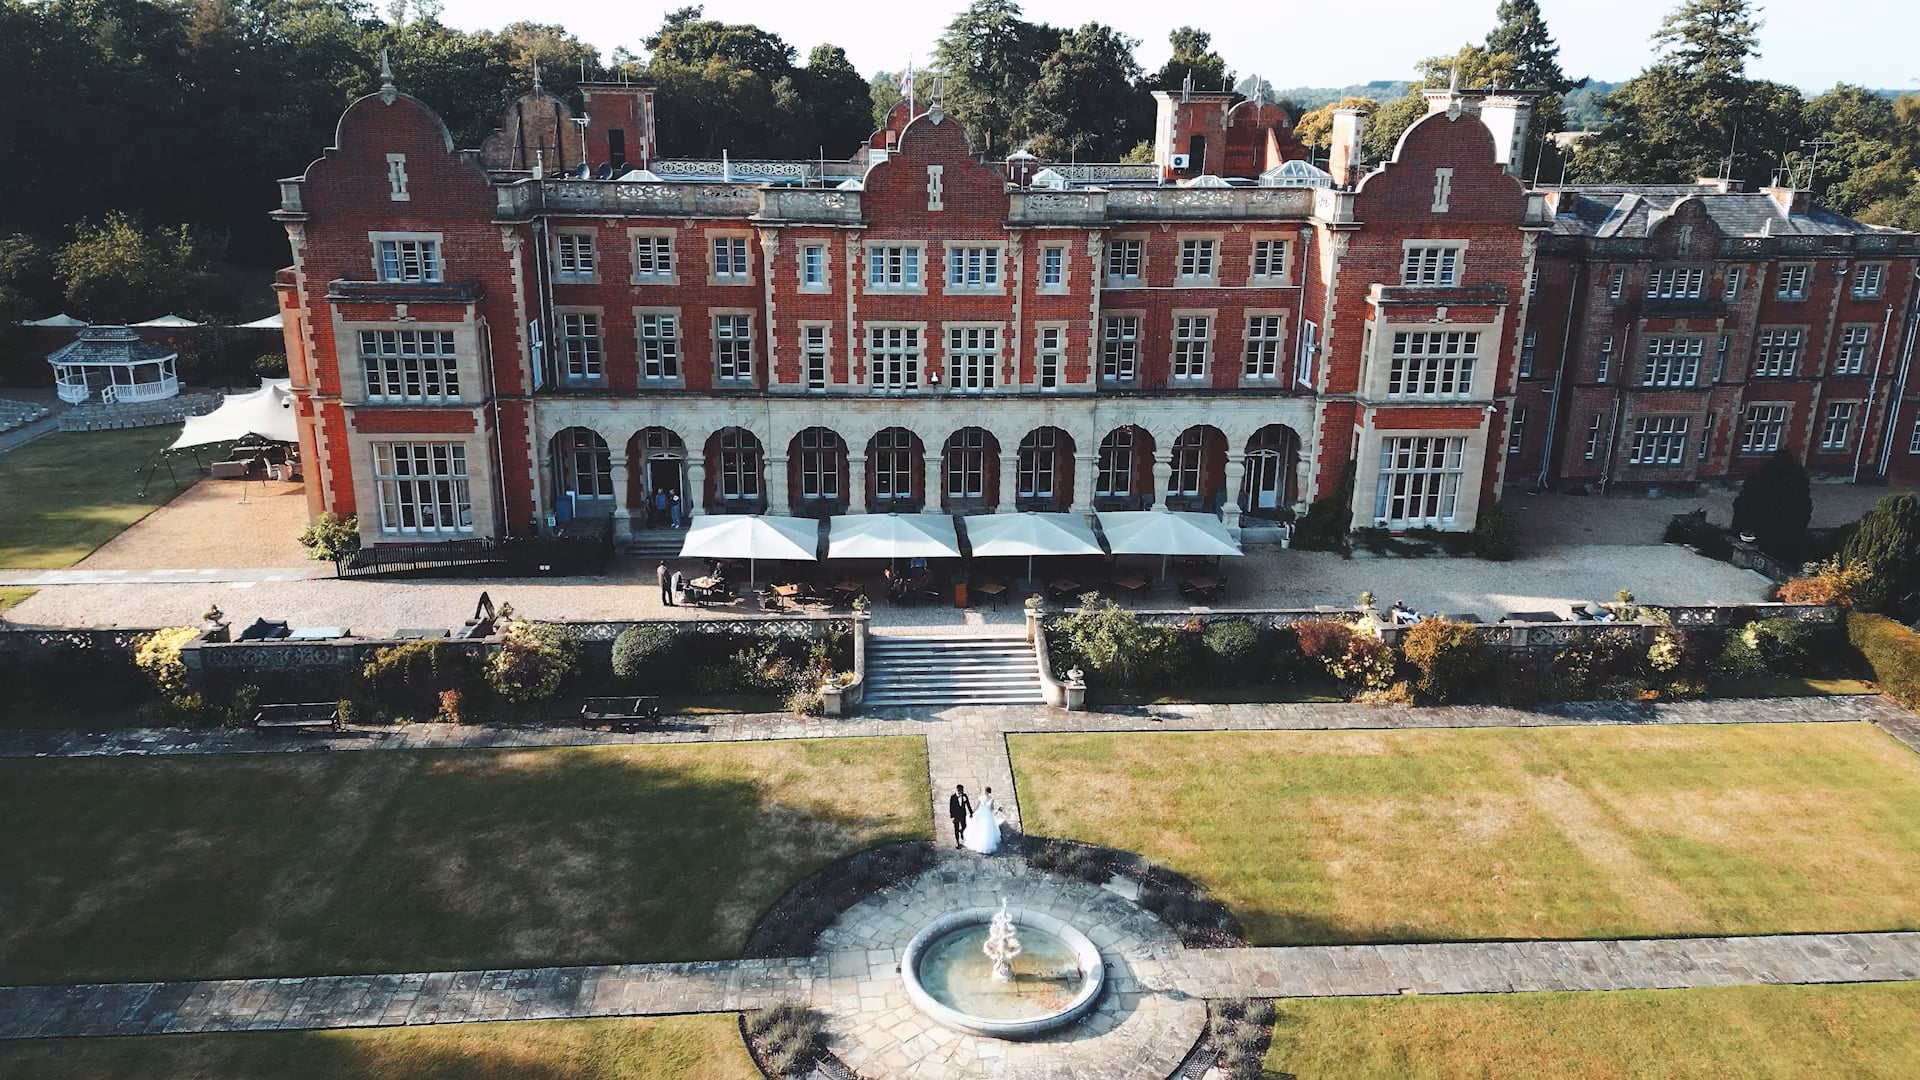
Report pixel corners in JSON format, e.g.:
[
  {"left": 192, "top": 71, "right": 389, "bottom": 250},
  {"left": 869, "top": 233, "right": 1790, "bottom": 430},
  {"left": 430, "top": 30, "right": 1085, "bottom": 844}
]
[{"left": 862, "top": 689, "right": 1045, "bottom": 706}]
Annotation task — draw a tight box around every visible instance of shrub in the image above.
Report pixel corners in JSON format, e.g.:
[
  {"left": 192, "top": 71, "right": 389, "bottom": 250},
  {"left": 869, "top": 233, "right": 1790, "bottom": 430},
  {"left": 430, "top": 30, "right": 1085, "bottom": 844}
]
[
  {"left": 1841, "top": 493, "right": 1920, "bottom": 614},
  {"left": 1292, "top": 618, "right": 1395, "bottom": 692},
  {"left": 362, "top": 639, "right": 485, "bottom": 721},
  {"left": 1718, "top": 617, "right": 1817, "bottom": 679},
  {"left": 251, "top": 352, "right": 289, "bottom": 378},
  {"left": 611, "top": 624, "right": 681, "bottom": 682},
  {"left": 436, "top": 689, "right": 468, "bottom": 724},
  {"left": 1552, "top": 628, "right": 1649, "bottom": 700},
  {"left": 1850, "top": 612, "right": 1920, "bottom": 709},
  {"left": 1399, "top": 619, "right": 1486, "bottom": 703},
  {"left": 1050, "top": 595, "right": 1196, "bottom": 693},
  {"left": 488, "top": 620, "right": 581, "bottom": 703},
  {"left": 1779, "top": 557, "right": 1870, "bottom": 607},
  {"left": 784, "top": 683, "right": 823, "bottom": 716},
  {"left": 1732, "top": 449, "right": 1812, "bottom": 559},
  {"left": 1471, "top": 502, "right": 1519, "bottom": 561},
  {"left": 297, "top": 512, "right": 360, "bottom": 562},
  {"left": 1201, "top": 620, "right": 1259, "bottom": 683},
  {"left": 1292, "top": 460, "right": 1354, "bottom": 554},
  {"left": 133, "top": 626, "right": 200, "bottom": 699}
]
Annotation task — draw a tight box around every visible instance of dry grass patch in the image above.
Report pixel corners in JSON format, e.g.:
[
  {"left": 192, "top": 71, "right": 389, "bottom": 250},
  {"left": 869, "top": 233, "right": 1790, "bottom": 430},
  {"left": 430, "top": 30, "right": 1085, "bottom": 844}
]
[
  {"left": 1010, "top": 723, "right": 1920, "bottom": 945},
  {"left": 0, "top": 1015, "right": 758, "bottom": 1080},
  {"left": 1263, "top": 982, "right": 1920, "bottom": 1079},
  {"left": 0, "top": 738, "right": 928, "bottom": 983}
]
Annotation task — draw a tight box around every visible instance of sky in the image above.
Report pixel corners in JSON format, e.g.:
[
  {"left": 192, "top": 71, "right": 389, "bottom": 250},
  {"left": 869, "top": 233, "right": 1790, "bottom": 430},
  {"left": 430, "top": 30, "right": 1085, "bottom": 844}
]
[{"left": 428, "top": 0, "right": 1920, "bottom": 92}]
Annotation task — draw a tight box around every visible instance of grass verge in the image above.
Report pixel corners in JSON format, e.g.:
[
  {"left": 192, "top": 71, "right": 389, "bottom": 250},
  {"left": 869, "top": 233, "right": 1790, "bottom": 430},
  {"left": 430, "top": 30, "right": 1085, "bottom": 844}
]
[
  {"left": 0, "top": 1015, "right": 758, "bottom": 1080},
  {"left": 0, "top": 587, "right": 36, "bottom": 612},
  {"left": 0, "top": 738, "right": 929, "bottom": 983},
  {"left": 1011, "top": 723, "right": 1920, "bottom": 945},
  {"left": 1264, "top": 982, "right": 1920, "bottom": 1079},
  {"left": 0, "top": 427, "right": 193, "bottom": 568}
]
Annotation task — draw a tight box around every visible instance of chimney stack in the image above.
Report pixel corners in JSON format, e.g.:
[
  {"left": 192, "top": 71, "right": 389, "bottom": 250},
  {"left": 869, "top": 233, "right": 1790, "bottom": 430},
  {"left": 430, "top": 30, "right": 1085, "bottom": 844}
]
[
  {"left": 1479, "top": 95, "right": 1534, "bottom": 179},
  {"left": 1329, "top": 108, "right": 1367, "bottom": 187}
]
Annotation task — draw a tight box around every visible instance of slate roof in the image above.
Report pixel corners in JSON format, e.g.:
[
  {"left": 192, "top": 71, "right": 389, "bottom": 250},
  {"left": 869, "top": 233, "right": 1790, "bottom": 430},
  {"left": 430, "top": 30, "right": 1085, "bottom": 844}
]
[
  {"left": 1541, "top": 185, "right": 1900, "bottom": 240},
  {"left": 46, "top": 326, "right": 176, "bottom": 367}
]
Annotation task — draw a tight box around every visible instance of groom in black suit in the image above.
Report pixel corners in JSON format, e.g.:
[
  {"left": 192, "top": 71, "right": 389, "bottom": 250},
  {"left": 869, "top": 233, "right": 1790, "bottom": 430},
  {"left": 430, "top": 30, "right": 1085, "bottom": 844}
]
[{"left": 948, "top": 785, "right": 972, "bottom": 848}]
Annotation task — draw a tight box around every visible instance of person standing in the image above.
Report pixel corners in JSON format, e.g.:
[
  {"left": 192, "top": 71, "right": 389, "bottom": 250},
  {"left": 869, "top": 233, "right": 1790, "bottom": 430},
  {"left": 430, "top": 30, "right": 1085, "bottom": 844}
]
[
  {"left": 947, "top": 785, "right": 973, "bottom": 849},
  {"left": 657, "top": 561, "right": 674, "bottom": 607},
  {"left": 651, "top": 488, "right": 668, "bottom": 527},
  {"left": 964, "top": 786, "right": 1002, "bottom": 855},
  {"left": 669, "top": 489, "right": 682, "bottom": 529}
]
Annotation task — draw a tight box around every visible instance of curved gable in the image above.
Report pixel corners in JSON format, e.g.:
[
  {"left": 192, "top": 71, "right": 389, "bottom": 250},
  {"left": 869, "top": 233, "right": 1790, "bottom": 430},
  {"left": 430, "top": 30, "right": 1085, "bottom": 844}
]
[
  {"left": 1354, "top": 111, "right": 1525, "bottom": 222},
  {"left": 300, "top": 91, "right": 491, "bottom": 218},
  {"left": 860, "top": 110, "right": 1005, "bottom": 225}
]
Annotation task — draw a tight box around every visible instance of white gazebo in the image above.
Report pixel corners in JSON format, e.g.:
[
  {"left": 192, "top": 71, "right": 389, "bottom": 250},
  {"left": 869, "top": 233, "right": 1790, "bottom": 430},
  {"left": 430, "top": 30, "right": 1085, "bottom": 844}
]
[{"left": 47, "top": 326, "right": 180, "bottom": 405}]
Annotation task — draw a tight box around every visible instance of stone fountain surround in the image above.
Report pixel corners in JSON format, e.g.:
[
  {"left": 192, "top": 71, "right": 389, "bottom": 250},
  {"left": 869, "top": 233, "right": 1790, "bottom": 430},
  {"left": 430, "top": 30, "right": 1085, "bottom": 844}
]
[
  {"left": 807, "top": 853, "right": 1205, "bottom": 1079},
  {"left": 899, "top": 905, "right": 1106, "bottom": 1038}
]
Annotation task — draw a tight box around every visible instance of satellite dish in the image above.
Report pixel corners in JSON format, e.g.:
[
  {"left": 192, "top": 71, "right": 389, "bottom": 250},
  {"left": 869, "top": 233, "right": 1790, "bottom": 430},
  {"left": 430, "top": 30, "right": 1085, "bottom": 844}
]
[
  {"left": 573, "top": 162, "right": 591, "bottom": 179},
  {"left": 595, "top": 162, "right": 614, "bottom": 179}
]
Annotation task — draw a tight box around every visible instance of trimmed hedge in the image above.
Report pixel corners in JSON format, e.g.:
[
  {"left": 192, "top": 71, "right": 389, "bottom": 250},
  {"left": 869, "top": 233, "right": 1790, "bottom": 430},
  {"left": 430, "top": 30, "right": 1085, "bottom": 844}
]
[{"left": 1849, "top": 612, "right": 1920, "bottom": 710}]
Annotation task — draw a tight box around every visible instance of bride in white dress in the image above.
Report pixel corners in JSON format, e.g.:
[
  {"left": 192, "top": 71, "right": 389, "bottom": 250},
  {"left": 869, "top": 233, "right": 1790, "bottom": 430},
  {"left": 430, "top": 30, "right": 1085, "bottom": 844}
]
[{"left": 963, "top": 787, "right": 1002, "bottom": 854}]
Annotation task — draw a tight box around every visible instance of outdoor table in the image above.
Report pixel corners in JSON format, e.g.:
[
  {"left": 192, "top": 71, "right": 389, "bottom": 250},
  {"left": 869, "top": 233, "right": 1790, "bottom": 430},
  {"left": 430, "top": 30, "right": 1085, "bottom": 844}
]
[
  {"left": 1113, "top": 575, "right": 1149, "bottom": 603},
  {"left": 773, "top": 583, "right": 802, "bottom": 597},
  {"left": 1046, "top": 579, "right": 1081, "bottom": 601},
  {"left": 974, "top": 581, "right": 1007, "bottom": 607}
]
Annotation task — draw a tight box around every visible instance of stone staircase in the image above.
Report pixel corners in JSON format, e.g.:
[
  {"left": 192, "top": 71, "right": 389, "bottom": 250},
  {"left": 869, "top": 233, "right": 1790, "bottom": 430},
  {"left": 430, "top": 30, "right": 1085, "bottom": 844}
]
[
  {"left": 619, "top": 528, "right": 687, "bottom": 560},
  {"left": 863, "top": 634, "right": 1045, "bottom": 708}
]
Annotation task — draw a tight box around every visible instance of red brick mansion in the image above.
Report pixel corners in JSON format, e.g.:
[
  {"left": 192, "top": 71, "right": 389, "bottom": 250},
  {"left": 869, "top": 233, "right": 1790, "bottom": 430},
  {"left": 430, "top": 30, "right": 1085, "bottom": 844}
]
[{"left": 271, "top": 66, "right": 1920, "bottom": 548}]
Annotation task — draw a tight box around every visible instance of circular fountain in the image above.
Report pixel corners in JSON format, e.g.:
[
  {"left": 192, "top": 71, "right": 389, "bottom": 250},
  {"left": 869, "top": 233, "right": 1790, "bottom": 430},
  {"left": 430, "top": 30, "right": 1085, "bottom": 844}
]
[{"left": 900, "top": 899, "right": 1106, "bottom": 1038}]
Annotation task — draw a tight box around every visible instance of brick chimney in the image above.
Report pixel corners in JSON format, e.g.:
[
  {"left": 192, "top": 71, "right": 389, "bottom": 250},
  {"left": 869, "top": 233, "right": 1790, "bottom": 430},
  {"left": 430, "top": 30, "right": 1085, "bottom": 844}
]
[
  {"left": 1328, "top": 108, "right": 1367, "bottom": 187},
  {"left": 1478, "top": 94, "right": 1534, "bottom": 179},
  {"left": 579, "top": 83, "right": 656, "bottom": 170}
]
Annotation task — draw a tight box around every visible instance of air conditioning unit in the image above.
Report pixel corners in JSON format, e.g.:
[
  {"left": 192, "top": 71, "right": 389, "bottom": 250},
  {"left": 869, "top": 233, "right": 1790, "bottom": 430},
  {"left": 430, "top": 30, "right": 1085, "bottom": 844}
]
[{"left": 1169, "top": 154, "right": 1190, "bottom": 169}]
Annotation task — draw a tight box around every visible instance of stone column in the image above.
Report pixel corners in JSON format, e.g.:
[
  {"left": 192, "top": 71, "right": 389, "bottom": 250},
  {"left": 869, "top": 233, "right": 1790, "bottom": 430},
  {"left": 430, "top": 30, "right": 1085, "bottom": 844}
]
[
  {"left": 923, "top": 447, "right": 943, "bottom": 514},
  {"left": 1150, "top": 458, "right": 1173, "bottom": 512},
  {"left": 685, "top": 459, "right": 708, "bottom": 517},
  {"left": 1221, "top": 450, "right": 1246, "bottom": 530},
  {"left": 608, "top": 460, "right": 634, "bottom": 541},
  {"left": 764, "top": 455, "right": 790, "bottom": 515},
  {"left": 846, "top": 454, "right": 868, "bottom": 514},
  {"left": 1070, "top": 452, "right": 1097, "bottom": 515},
  {"left": 534, "top": 448, "right": 555, "bottom": 532},
  {"left": 997, "top": 449, "right": 1020, "bottom": 513}
]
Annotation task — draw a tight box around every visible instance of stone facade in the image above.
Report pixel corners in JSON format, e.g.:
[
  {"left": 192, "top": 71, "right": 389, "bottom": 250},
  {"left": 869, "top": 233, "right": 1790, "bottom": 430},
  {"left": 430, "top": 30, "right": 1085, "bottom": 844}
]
[{"left": 272, "top": 71, "right": 1917, "bottom": 552}]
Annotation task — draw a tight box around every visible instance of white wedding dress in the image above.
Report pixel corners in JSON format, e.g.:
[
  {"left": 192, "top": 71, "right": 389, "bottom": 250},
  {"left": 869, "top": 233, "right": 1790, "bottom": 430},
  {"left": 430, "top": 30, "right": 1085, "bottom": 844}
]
[{"left": 963, "top": 795, "right": 1002, "bottom": 854}]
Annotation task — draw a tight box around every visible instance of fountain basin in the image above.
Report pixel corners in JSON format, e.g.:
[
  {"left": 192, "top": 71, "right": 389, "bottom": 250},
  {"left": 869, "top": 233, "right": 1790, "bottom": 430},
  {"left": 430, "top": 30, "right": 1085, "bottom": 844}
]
[{"left": 900, "top": 907, "right": 1105, "bottom": 1039}]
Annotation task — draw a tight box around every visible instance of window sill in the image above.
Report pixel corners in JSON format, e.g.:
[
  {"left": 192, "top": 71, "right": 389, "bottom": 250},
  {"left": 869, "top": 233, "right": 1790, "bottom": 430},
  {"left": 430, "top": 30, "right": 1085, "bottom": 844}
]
[
  {"left": 554, "top": 275, "right": 598, "bottom": 286},
  {"left": 631, "top": 276, "right": 679, "bottom": 287},
  {"left": 865, "top": 286, "right": 928, "bottom": 296}
]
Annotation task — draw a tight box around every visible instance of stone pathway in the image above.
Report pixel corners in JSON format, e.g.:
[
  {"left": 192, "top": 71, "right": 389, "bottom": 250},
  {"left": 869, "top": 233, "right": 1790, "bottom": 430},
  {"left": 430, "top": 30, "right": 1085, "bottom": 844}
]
[
  {"left": 5, "top": 694, "right": 1906, "bottom": 761},
  {"left": 1168, "top": 932, "right": 1920, "bottom": 998},
  {"left": 0, "top": 567, "right": 327, "bottom": 587}
]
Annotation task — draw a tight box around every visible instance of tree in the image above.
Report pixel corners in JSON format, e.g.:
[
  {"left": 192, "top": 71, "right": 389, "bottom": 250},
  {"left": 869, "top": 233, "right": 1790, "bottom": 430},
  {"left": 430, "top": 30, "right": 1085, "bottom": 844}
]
[
  {"left": 57, "top": 213, "right": 230, "bottom": 323},
  {"left": 869, "top": 70, "right": 903, "bottom": 132},
  {"left": 1483, "top": 0, "right": 1582, "bottom": 177},
  {"left": 1571, "top": 0, "right": 1806, "bottom": 190},
  {"left": 1365, "top": 46, "right": 1520, "bottom": 163},
  {"left": 1841, "top": 493, "right": 1920, "bottom": 614},
  {"left": 799, "top": 45, "right": 876, "bottom": 155},
  {"left": 1295, "top": 96, "right": 1377, "bottom": 150},
  {"left": 1017, "top": 23, "right": 1149, "bottom": 161},
  {"left": 1148, "top": 26, "right": 1229, "bottom": 92},
  {"left": 933, "top": 0, "right": 1059, "bottom": 151},
  {"left": 1730, "top": 449, "right": 1812, "bottom": 559}
]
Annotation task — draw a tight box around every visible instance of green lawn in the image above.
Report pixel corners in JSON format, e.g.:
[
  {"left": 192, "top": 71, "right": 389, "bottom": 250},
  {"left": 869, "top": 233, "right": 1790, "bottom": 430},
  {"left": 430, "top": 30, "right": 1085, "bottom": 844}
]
[
  {"left": 0, "top": 586, "right": 35, "bottom": 612},
  {"left": 0, "top": 1015, "right": 758, "bottom": 1080},
  {"left": 1263, "top": 982, "right": 1920, "bottom": 1079},
  {"left": 0, "top": 426, "right": 193, "bottom": 568},
  {"left": 0, "top": 738, "right": 929, "bottom": 983},
  {"left": 1011, "top": 723, "right": 1920, "bottom": 945}
]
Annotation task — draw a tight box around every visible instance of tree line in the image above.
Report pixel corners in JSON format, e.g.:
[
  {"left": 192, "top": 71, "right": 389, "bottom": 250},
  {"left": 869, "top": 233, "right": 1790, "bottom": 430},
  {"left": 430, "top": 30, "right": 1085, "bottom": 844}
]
[{"left": 2, "top": 0, "right": 1917, "bottom": 335}]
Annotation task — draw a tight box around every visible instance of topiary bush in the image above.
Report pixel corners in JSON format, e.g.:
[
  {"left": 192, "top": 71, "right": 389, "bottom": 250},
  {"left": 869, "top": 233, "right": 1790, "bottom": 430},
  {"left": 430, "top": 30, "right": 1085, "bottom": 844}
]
[
  {"left": 1201, "top": 619, "right": 1259, "bottom": 683},
  {"left": 1732, "top": 449, "right": 1812, "bottom": 560},
  {"left": 488, "top": 620, "right": 581, "bottom": 704},
  {"left": 1291, "top": 460, "right": 1354, "bottom": 554},
  {"left": 1399, "top": 618, "right": 1486, "bottom": 703},
  {"left": 610, "top": 624, "right": 682, "bottom": 683},
  {"left": 1471, "top": 502, "right": 1519, "bottom": 561}
]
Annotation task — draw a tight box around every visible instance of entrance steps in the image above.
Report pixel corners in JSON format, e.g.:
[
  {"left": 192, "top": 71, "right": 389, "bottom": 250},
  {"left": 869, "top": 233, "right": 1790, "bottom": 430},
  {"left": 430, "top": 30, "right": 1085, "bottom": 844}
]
[
  {"left": 863, "top": 635, "right": 1045, "bottom": 707},
  {"left": 620, "top": 528, "right": 686, "bottom": 560}
]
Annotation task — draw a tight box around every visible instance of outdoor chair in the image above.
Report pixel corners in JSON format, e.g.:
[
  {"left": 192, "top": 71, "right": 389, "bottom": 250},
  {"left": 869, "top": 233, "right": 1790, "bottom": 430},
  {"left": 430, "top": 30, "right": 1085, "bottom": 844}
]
[{"left": 252, "top": 702, "right": 341, "bottom": 733}]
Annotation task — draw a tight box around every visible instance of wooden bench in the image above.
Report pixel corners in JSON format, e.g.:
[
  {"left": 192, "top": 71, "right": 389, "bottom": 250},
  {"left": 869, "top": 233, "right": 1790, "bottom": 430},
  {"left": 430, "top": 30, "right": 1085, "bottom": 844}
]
[
  {"left": 580, "top": 696, "right": 662, "bottom": 732},
  {"left": 253, "top": 702, "right": 341, "bottom": 733}
]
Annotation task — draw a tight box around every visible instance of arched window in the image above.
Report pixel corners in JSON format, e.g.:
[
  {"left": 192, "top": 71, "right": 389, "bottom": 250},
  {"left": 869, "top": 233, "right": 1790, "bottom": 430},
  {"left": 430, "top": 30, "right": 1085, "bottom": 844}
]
[
  {"left": 1096, "top": 428, "right": 1135, "bottom": 497},
  {"left": 945, "top": 428, "right": 989, "bottom": 500},
  {"left": 873, "top": 428, "right": 915, "bottom": 504},
  {"left": 717, "top": 429, "right": 761, "bottom": 502},
  {"left": 797, "top": 428, "right": 842, "bottom": 502},
  {"left": 1018, "top": 429, "right": 1057, "bottom": 500},
  {"left": 556, "top": 428, "right": 612, "bottom": 500},
  {"left": 1169, "top": 430, "right": 1205, "bottom": 497}
]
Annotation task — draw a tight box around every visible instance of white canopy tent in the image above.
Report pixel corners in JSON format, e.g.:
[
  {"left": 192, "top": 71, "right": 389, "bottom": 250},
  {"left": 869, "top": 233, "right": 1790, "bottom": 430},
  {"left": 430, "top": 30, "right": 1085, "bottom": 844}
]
[
  {"left": 962, "top": 511, "right": 1103, "bottom": 582},
  {"left": 21, "top": 313, "right": 87, "bottom": 327},
  {"left": 1096, "top": 510, "right": 1243, "bottom": 580},
  {"left": 237, "top": 313, "right": 285, "bottom": 329},
  {"left": 170, "top": 380, "right": 297, "bottom": 451},
  {"left": 134, "top": 314, "right": 201, "bottom": 327},
  {"left": 677, "top": 514, "right": 819, "bottom": 587},
  {"left": 827, "top": 513, "right": 961, "bottom": 560}
]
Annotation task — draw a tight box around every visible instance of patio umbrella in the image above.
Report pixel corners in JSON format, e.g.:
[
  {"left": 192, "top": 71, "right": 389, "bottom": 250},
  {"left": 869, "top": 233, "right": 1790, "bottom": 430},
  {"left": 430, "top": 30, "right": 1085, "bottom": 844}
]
[
  {"left": 1095, "top": 510, "right": 1243, "bottom": 581},
  {"left": 962, "top": 511, "right": 1103, "bottom": 583},
  {"left": 21, "top": 313, "right": 87, "bottom": 327},
  {"left": 134, "top": 314, "right": 201, "bottom": 327},
  {"left": 677, "top": 514, "right": 819, "bottom": 587},
  {"left": 827, "top": 513, "right": 961, "bottom": 561},
  {"left": 237, "top": 313, "right": 284, "bottom": 329}
]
